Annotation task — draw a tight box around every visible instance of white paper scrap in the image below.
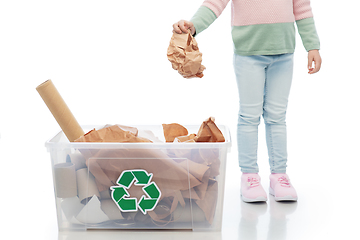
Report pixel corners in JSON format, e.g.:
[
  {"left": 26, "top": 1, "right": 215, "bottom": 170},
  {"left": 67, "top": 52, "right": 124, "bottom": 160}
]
[{"left": 76, "top": 195, "right": 110, "bottom": 224}]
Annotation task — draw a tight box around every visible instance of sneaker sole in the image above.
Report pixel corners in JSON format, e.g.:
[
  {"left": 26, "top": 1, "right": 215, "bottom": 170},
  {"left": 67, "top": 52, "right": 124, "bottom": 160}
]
[
  {"left": 241, "top": 193, "right": 267, "bottom": 203},
  {"left": 269, "top": 187, "right": 298, "bottom": 202}
]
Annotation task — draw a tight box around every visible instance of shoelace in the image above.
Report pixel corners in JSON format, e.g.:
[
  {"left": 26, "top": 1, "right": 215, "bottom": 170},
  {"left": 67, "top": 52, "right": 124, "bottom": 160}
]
[
  {"left": 278, "top": 176, "right": 291, "bottom": 187},
  {"left": 247, "top": 177, "right": 260, "bottom": 188}
]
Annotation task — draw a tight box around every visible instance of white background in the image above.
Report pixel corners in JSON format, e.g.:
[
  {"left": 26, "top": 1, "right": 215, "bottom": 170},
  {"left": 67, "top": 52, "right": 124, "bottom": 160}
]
[{"left": 0, "top": 0, "right": 359, "bottom": 239}]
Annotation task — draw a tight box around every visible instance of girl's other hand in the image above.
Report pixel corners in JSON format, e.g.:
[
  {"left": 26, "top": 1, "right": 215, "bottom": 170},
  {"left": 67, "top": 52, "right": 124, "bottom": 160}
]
[
  {"left": 173, "top": 20, "right": 196, "bottom": 36},
  {"left": 308, "top": 49, "right": 322, "bottom": 74}
]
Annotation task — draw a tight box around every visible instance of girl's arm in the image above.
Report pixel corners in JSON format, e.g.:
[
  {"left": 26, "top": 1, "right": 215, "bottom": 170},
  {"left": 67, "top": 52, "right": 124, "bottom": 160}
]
[
  {"left": 293, "top": 0, "right": 321, "bottom": 74},
  {"left": 173, "top": 1, "right": 230, "bottom": 36}
]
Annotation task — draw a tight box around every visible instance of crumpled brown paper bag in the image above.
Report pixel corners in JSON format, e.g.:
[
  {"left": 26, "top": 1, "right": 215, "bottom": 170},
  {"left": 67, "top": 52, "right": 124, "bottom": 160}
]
[{"left": 167, "top": 30, "right": 206, "bottom": 78}]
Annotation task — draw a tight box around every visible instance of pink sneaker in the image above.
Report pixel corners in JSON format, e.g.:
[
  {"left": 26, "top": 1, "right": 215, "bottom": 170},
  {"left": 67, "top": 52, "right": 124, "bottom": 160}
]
[
  {"left": 269, "top": 174, "right": 298, "bottom": 201},
  {"left": 241, "top": 173, "right": 267, "bottom": 202}
]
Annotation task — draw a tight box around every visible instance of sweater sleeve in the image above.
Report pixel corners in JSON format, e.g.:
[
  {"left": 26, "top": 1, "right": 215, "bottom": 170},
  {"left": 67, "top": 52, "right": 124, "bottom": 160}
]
[
  {"left": 190, "top": 0, "right": 230, "bottom": 36},
  {"left": 293, "top": 0, "right": 320, "bottom": 51},
  {"left": 191, "top": 6, "right": 217, "bottom": 36},
  {"left": 296, "top": 18, "right": 320, "bottom": 51}
]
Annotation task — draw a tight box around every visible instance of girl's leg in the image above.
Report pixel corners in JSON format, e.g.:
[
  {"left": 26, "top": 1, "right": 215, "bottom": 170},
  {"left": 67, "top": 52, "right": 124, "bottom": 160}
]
[
  {"left": 262, "top": 53, "right": 294, "bottom": 173},
  {"left": 234, "top": 54, "right": 268, "bottom": 173}
]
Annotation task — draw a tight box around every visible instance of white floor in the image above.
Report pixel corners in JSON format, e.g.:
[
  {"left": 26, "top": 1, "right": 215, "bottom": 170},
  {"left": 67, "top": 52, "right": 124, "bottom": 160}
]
[{"left": 4, "top": 146, "right": 357, "bottom": 240}]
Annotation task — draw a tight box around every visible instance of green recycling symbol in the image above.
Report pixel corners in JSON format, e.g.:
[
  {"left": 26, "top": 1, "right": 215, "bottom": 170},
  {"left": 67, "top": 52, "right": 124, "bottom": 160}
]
[{"left": 110, "top": 169, "right": 161, "bottom": 215}]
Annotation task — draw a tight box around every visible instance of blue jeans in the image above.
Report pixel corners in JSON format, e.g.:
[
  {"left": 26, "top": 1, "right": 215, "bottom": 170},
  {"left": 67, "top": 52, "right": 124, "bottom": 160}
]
[{"left": 234, "top": 53, "right": 294, "bottom": 173}]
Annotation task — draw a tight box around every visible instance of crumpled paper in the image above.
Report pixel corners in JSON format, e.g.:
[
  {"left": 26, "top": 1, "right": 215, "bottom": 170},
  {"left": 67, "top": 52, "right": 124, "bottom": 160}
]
[
  {"left": 162, "top": 123, "right": 188, "bottom": 142},
  {"left": 162, "top": 117, "right": 225, "bottom": 143},
  {"left": 196, "top": 117, "right": 225, "bottom": 142},
  {"left": 167, "top": 30, "right": 206, "bottom": 78},
  {"left": 75, "top": 124, "right": 152, "bottom": 143}
]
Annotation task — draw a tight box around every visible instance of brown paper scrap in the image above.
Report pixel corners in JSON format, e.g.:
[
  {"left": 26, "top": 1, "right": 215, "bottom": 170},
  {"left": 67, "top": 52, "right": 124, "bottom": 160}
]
[
  {"left": 174, "top": 133, "right": 196, "bottom": 143},
  {"left": 164, "top": 117, "right": 225, "bottom": 144},
  {"left": 167, "top": 30, "right": 205, "bottom": 78},
  {"left": 75, "top": 125, "right": 152, "bottom": 143},
  {"left": 195, "top": 180, "right": 218, "bottom": 225},
  {"left": 162, "top": 123, "right": 188, "bottom": 142},
  {"left": 195, "top": 117, "right": 225, "bottom": 142},
  {"left": 178, "top": 160, "right": 209, "bottom": 183}
]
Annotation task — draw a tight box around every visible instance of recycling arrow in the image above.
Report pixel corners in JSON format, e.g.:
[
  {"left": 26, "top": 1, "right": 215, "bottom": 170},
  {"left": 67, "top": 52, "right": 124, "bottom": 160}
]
[
  {"left": 138, "top": 196, "right": 157, "bottom": 214},
  {"left": 143, "top": 182, "right": 160, "bottom": 199},
  {"left": 111, "top": 186, "right": 128, "bottom": 202},
  {"left": 117, "top": 171, "right": 135, "bottom": 188},
  {"left": 132, "top": 170, "right": 153, "bottom": 185},
  {"left": 110, "top": 169, "right": 161, "bottom": 214},
  {"left": 138, "top": 182, "right": 161, "bottom": 214},
  {"left": 118, "top": 197, "right": 137, "bottom": 211}
]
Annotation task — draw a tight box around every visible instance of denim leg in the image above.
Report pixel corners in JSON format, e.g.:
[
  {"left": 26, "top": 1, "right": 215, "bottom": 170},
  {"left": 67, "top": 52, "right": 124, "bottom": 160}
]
[
  {"left": 234, "top": 54, "right": 268, "bottom": 173},
  {"left": 263, "top": 54, "right": 294, "bottom": 173}
]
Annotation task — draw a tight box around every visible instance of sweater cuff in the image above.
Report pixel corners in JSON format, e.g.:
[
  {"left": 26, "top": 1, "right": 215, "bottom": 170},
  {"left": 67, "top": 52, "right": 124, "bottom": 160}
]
[
  {"left": 190, "top": 6, "right": 217, "bottom": 36},
  {"left": 296, "top": 17, "right": 320, "bottom": 51}
]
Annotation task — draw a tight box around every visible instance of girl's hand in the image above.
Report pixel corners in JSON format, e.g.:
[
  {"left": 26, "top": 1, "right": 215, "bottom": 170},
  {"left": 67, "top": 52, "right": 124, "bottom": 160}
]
[
  {"left": 173, "top": 20, "right": 196, "bottom": 36},
  {"left": 308, "top": 49, "right": 322, "bottom": 74}
]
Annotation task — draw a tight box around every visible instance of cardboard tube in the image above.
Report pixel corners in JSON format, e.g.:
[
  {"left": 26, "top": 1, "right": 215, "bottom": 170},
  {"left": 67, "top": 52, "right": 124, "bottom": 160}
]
[
  {"left": 54, "top": 163, "right": 78, "bottom": 198},
  {"left": 66, "top": 152, "right": 87, "bottom": 170},
  {"left": 100, "top": 199, "right": 125, "bottom": 221},
  {"left": 36, "top": 79, "right": 84, "bottom": 142},
  {"left": 76, "top": 168, "right": 100, "bottom": 204}
]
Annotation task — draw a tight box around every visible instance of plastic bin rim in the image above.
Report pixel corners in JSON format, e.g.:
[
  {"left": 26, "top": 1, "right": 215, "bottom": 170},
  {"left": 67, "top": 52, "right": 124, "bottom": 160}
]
[{"left": 45, "top": 124, "right": 232, "bottom": 150}]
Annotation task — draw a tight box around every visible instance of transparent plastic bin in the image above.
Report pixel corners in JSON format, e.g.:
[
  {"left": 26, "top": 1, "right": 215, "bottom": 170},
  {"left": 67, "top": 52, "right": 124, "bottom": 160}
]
[{"left": 45, "top": 125, "right": 231, "bottom": 231}]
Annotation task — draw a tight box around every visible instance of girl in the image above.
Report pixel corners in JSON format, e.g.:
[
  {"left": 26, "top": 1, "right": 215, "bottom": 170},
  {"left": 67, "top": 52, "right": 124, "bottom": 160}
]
[{"left": 173, "top": 0, "right": 322, "bottom": 202}]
